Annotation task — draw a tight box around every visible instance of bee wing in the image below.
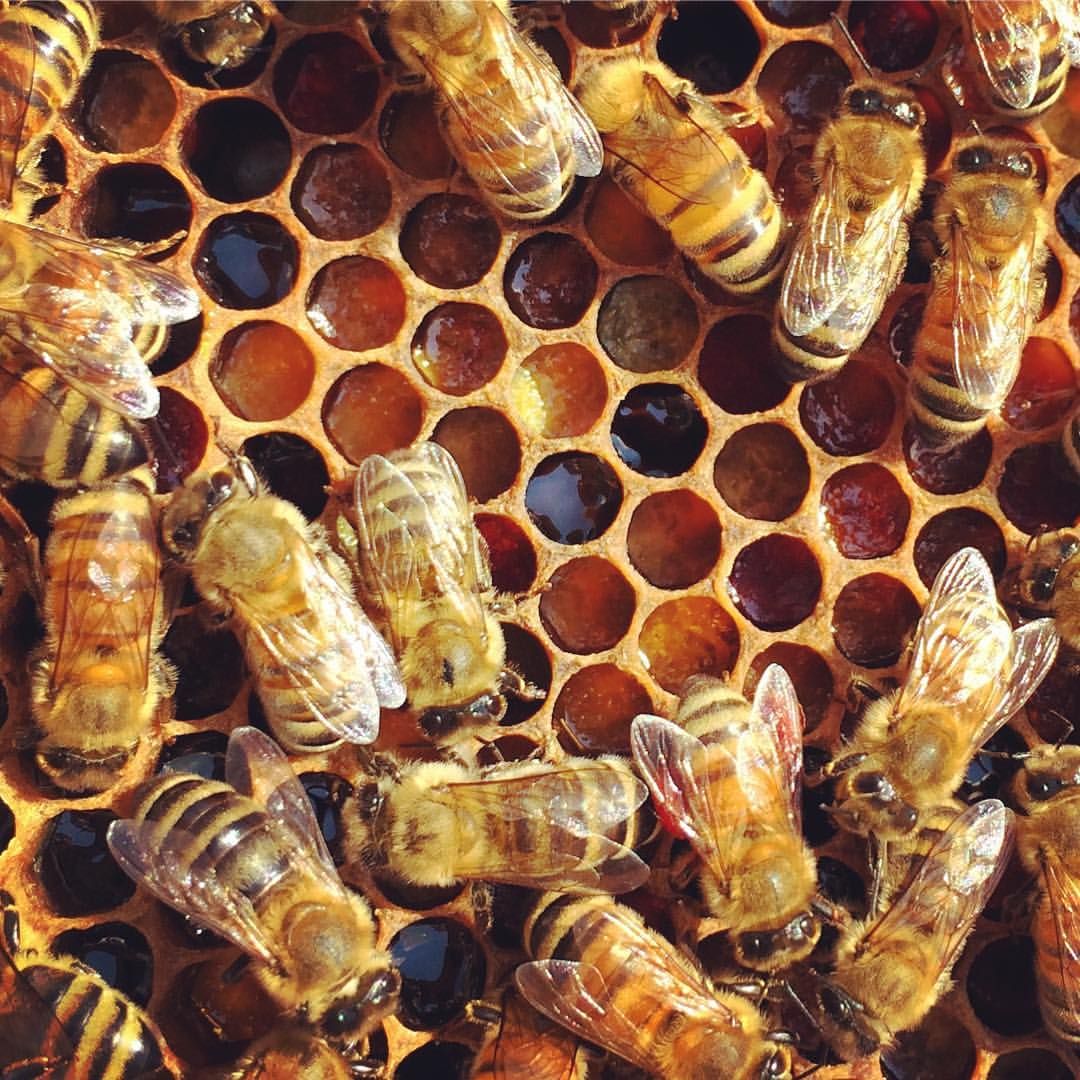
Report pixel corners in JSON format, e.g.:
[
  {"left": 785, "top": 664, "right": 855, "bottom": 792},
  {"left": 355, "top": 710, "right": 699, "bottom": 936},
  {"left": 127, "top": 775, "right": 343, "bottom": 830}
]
[
  {"left": 0, "top": 15, "right": 35, "bottom": 207},
  {"left": 752, "top": 662, "right": 805, "bottom": 827},
  {"left": 491, "top": 990, "right": 585, "bottom": 1080},
  {"left": 1039, "top": 844, "right": 1080, "bottom": 1029},
  {"left": 963, "top": 0, "right": 1041, "bottom": 110},
  {"left": 1058, "top": 0, "right": 1080, "bottom": 64}
]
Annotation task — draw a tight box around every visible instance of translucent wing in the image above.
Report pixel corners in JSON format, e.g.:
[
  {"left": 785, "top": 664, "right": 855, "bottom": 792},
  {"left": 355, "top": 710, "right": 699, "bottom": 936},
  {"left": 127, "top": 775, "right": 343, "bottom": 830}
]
[
  {"left": 1039, "top": 844, "right": 1080, "bottom": 1032},
  {"left": 0, "top": 14, "right": 35, "bottom": 207},
  {"left": 964, "top": 0, "right": 1041, "bottom": 109},
  {"left": 752, "top": 662, "right": 805, "bottom": 826}
]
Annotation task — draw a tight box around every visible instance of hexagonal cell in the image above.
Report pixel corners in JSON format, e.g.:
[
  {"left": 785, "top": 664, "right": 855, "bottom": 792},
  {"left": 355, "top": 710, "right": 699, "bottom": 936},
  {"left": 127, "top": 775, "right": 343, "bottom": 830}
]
[
  {"left": 698, "top": 315, "right": 790, "bottom": 414},
  {"left": 84, "top": 163, "right": 191, "bottom": 245},
  {"left": 323, "top": 364, "right": 425, "bottom": 464},
  {"left": 799, "top": 361, "right": 895, "bottom": 456},
  {"left": 504, "top": 232, "right": 598, "bottom": 330},
  {"left": 1043, "top": 69, "right": 1080, "bottom": 157},
  {"left": 728, "top": 535, "right": 822, "bottom": 632},
  {"left": 194, "top": 212, "right": 298, "bottom": 309},
  {"left": 525, "top": 451, "right": 623, "bottom": 544},
  {"left": 395, "top": 1042, "right": 474, "bottom": 1080},
  {"left": 511, "top": 343, "right": 608, "bottom": 438},
  {"left": 273, "top": 32, "right": 379, "bottom": 134},
  {"left": 474, "top": 513, "right": 537, "bottom": 594},
  {"left": 903, "top": 422, "right": 992, "bottom": 495},
  {"left": 998, "top": 442, "right": 1080, "bottom": 534},
  {"left": 913, "top": 508, "right": 1006, "bottom": 588},
  {"left": 149, "top": 387, "right": 209, "bottom": 494},
  {"left": 833, "top": 573, "right": 920, "bottom": 668},
  {"left": 185, "top": 97, "right": 291, "bottom": 203},
  {"left": 847, "top": 1, "right": 938, "bottom": 71},
  {"left": 987, "top": 1049, "right": 1075, "bottom": 1080},
  {"left": 585, "top": 178, "right": 674, "bottom": 266},
  {"left": 151, "top": 314, "right": 203, "bottom": 377},
  {"left": 211, "top": 321, "right": 314, "bottom": 423},
  {"left": 38, "top": 809, "right": 133, "bottom": 915},
  {"left": 1002, "top": 336, "right": 1077, "bottom": 432},
  {"left": 292, "top": 144, "right": 392, "bottom": 240},
  {"left": 157, "top": 729, "right": 229, "bottom": 780},
  {"left": 880, "top": 1003, "right": 975, "bottom": 1080},
  {"left": 157, "top": 7, "right": 274, "bottom": 90},
  {"left": 52, "top": 922, "right": 154, "bottom": 1006},
  {"left": 627, "top": 490, "right": 721, "bottom": 589},
  {"left": 639, "top": 597, "right": 740, "bottom": 694},
  {"left": 1056, "top": 172, "right": 1080, "bottom": 255},
  {"left": 597, "top": 277, "right": 699, "bottom": 373},
  {"left": 432, "top": 408, "right": 520, "bottom": 503},
  {"left": 501, "top": 624, "right": 552, "bottom": 726},
  {"left": 400, "top": 195, "right": 501, "bottom": 291},
  {"left": 657, "top": 1, "right": 759, "bottom": 93},
  {"left": 372, "top": 868, "right": 464, "bottom": 913},
  {"left": 242, "top": 431, "right": 330, "bottom": 520},
  {"left": 755, "top": 1, "right": 839, "bottom": 27},
  {"left": 378, "top": 91, "right": 453, "bottom": 180},
  {"left": 411, "top": 303, "right": 507, "bottom": 395},
  {"left": 611, "top": 384, "right": 707, "bottom": 478},
  {"left": 78, "top": 50, "right": 176, "bottom": 153},
  {"left": 714, "top": 423, "right": 809, "bottom": 521},
  {"left": 966, "top": 936, "right": 1041, "bottom": 1037},
  {"left": 757, "top": 42, "right": 851, "bottom": 131},
  {"left": 307, "top": 256, "right": 406, "bottom": 352},
  {"left": 539, "top": 557, "right": 635, "bottom": 655},
  {"left": 745, "top": 643, "right": 834, "bottom": 734},
  {"left": 821, "top": 463, "right": 910, "bottom": 560},
  {"left": 565, "top": 1, "right": 658, "bottom": 47},
  {"left": 162, "top": 615, "right": 245, "bottom": 722},
  {"left": 390, "top": 919, "right": 486, "bottom": 1031},
  {"left": 554, "top": 663, "right": 653, "bottom": 755}
]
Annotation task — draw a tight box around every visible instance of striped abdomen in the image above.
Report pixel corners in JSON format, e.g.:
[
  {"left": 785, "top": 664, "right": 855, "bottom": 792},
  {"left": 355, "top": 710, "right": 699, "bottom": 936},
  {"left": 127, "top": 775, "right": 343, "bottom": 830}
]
[{"left": 1033, "top": 893, "right": 1080, "bottom": 1042}]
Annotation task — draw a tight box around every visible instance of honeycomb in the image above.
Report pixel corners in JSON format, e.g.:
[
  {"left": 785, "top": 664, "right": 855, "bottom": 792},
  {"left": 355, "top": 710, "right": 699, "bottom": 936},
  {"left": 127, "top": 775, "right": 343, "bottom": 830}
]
[{"left": 0, "top": 1, "right": 1079, "bottom": 1077}]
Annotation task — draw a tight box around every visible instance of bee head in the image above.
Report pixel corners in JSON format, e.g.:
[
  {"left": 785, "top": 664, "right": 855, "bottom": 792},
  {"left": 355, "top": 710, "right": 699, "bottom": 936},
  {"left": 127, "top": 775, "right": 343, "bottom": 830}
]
[
  {"left": 161, "top": 466, "right": 250, "bottom": 557},
  {"left": 735, "top": 911, "right": 820, "bottom": 972},
  {"left": 748, "top": 1044, "right": 792, "bottom": 1080},
  {"left": 319, "top": 966, "right": 402, "bottom": 1045},
  {"left": 842, "top": 84, "right": 924, "bottom": 129},
  {"left": 831, "top": 770, "right": 917, "bottom": 838},
  {"left": 816, "top": 979, "right": 880, "bottom": 1061}
]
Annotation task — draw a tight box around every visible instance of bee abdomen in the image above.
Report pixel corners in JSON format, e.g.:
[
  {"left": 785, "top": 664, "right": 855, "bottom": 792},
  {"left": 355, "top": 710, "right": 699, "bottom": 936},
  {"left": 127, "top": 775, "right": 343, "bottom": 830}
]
[
  {"left": 771, "top": 314, "right": 851, "bottom": 383},
  {"left": 1034, "top": 898, "right": 1080, "bottom": 1042}
]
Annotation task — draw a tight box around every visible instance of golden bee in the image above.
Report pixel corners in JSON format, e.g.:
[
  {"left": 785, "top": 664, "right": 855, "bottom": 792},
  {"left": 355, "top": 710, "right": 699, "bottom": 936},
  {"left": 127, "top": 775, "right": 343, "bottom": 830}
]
[
  {"left": 826, "top": 547, "right": 1058, "bottom": 846},
  {"left": 1010, "top": 526, "right": 1080, "bottom": 653},
  {"left": 217, "top": 1026, "right": 383, "bottom": 1080},
  {"left": 352, "top": 441, "right": 534, "bottom": 738},
  {"left": 161, "top": 456, "right": 406, "bottom": 753},
  {"left": 806, "top": 799, "right": 1013, "bottom": 1061},
  {"left": 0, "top": 886, "right": 174, "bottom": 1078},
  {"left": 908, "top": 136, "right": 1048, "bottom": 447},
  {"left": 574, "top": 57, "right": 788, "bottom": 295},
  {"left": 146, "top": 1, "right": 270, "bottom": 74},
  {"left": 26, "top": 468, "right": 173, "bottom": 793},
  {"left": 384, "top": 0, "right": 603, "bottom": 221},
  {"left": 516, "top": 892, "right": 792, "bottom": 1080},
  {"left": 353, "top": 755, "right": 652, "bottom": 893},
  {"left": 107, "top": 726, "right": 401, "bottom": 1047},
  {"left": 1013, "top": 744, "right": 1080, "bottom": 1043},
  {"left": 631, "top": 664, "right": 821, "bottom": 973},
  {"left": 772, "top": 80, "right": 926, "bottom": 382}
]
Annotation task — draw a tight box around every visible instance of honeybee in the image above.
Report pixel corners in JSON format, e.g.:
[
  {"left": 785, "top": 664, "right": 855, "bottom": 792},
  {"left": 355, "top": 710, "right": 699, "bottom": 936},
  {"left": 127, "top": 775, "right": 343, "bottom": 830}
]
[
  {"left": 631, "top": 664, "right": 821, "bottom": 973},
  {"left": 807, "top": 799, "right": 1013, "bottom": 1061},
  {"left": 354, "top": 755, "right": 652, "bottom": 893},
  {"left": 0, "top": 886, "right": 174, "bottom": 1077},
  {"left": 1011, "top": 526, "right": 1080, "bottom": 652},
  {"left": 146, "top": 1, "right": 270, "bottom": 74},
  {"left": 27, "top": 468, "right": 173, "bottom": 793},
  {"left": 352, "top": 441, "right": 534, "bottom": 736},
  {"left": 516, "top": 892, "right": 793, "bottom": 1080},
  {"left": 218, "top": 1026, "right": 384, "bottom": 1079},
  {"left": 773, "top": 81, "right": 926, "bottom": 382},
  {"left": 107, "top": 726, "right": 401, "bottom": 1047},
  {"left": 907, "top": 137, "right": 1048, "bottom": 447},
  {"left": 384, "top": 0, "right": 603, "bottom": 221},
  {"left": 826, "top": 547, "right": 1059, "bottom": 845},
  {"left": 574, "top": 57, "right": 788, "bottom": 295},
  {"left": 1013, "top": 744, "right": 1080, "bottom": 1043},
  {"left": 161, "top": 456, "right": 405, "bottom": 753}
]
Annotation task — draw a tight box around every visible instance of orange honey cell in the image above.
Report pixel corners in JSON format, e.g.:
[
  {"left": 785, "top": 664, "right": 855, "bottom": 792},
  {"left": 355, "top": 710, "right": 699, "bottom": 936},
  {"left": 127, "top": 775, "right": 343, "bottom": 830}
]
[
  {"left": 553, "top": 663, "right": 654, "bottom": 755},
  {"left": 322, "top": 364, "right": 425, "bottom": 463},
  {"left": 638, "top": 596, "right": 740, "bottom": 694},
  {"left": 540, "top": 556, "right": 635, "bottom": 655},
  {"left": 211, "top": 321, "right": 315, "bottom": 422}
]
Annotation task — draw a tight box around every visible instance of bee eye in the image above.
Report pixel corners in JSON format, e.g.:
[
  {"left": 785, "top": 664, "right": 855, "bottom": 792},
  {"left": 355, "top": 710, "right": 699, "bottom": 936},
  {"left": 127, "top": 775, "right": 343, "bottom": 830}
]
[
  {"left": 740, "top": 931, "right": 772, "bottom": 960},
  {"left": 1032, "top": 566, "right": 1059, "bottom": 602},
  {"left": 854, "top": 771, "right": 886, "bottom": 796},
  {"left": 957, "top": 145, "right": 993, "bottom": 172},
  {"left": 847, "top": 87, "right": 882, "bottom": 114},
  {"left": 207, "top": 470, "right": 234, "bottom": 508},
  {"left": 169, "top": 520, "right": 198, "bottom": 551},
  {"left": 1027, "top": 772, "right": 1065, "bottom": 801},
  {"left": 820, "top": 984, "right": 853, "bottom": 1024},
  {"left": 759, "top": 1051, "right": 789, "bottom": 1079},
  {"left": 321, "top": 1002, "right": 361, "bottom": 1038}
]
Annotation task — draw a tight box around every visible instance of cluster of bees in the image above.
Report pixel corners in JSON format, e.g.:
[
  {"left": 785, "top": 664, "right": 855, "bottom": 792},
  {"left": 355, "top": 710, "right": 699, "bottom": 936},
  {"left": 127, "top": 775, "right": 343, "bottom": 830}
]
[{"left": 0, "top": 0, "right": 1078, "bottom": 1077}]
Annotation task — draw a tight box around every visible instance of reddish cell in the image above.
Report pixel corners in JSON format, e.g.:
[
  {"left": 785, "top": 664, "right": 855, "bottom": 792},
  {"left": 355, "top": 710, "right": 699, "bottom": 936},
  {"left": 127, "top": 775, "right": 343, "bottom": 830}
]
[
  {"left": 757, "top": 42, "right": 852, "bottom": 131},
  {"left": 504, "top": 233, "right": 598, "bottom": 330},
  {"left": 745, "top": 643, "right": 834, "bottom": 734},
  {"left": 292, "top": 144, "right": 392, "bottom": 240},
  {"left": 714, "top": 423, "right": 810, "bottom": 521},
  {"left": 698, "top": 316, "right": 789, "bottom": 414},
  {"left": 728, "top": 535, "right": 822, "bottom": 631},
  {"left": 400, "top": 195, "right": 501, "bottom": 290},
  {"left": 821, "top": 463, "right": 910, "bottom": 559},
  {"left": 848, "top": 1, "right": 938, "bottom": 72},
  {"left": 903, "top": 423, "right": 992, "bottom": 495},
  {"left": 273, "top": 33, "right": 378, "bottom": 134},
  {"left": 411, "top": 303, "right": 507, "bottom": 395},
  {"left": 539, "top": 557, "right": 635, "bottom": 655},
  {"left": 473, "top": 513, "right": 536, "bottom": 594},
  {"left": 378, "top": 92, "right": 453, "bottom": 180},
  {"left": 322, "top": 364, "right": 424, "bottom": 464},
  {"left": 149, "top": 388, "right": 208, "bottom": 494},
  {"left": 1001, "top": 337, "right": 1076, "bottom": 433},
  {"left": 639, "top": 597, "right": 741, "bottom": 694},
  {"left": 306, "top": 257, "right": 405, "bottom": 352},
  {"left": 799, "top": 361, "right": 895, "bottom": 456},
  {"left": 626, "top": 490, "right": 722, "bottom": 589},
  {"left": 833, "top": 574, "right": 920, "bottom": 669},
  {"left": 998, "top": 442, "right": 1080, "bottom": 535},
  {"left": 913, "top": 509, "right": 1006, "bottom": 588}
]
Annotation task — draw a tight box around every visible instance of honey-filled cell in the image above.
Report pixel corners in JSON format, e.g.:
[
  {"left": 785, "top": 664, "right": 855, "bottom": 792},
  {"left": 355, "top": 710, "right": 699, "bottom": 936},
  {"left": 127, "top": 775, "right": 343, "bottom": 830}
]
[
  {"left": 638, "top": 596, "right": 740, "bottom": 695},
  {"left": 998, "top": 442, "right": 1080, "bottom": 535},
  {"left": 713, "top": 422, "right": 810, "bottom": 521},
  {"left": 307, "top": 256, "right": 406, "bottom": 352},
  {"left": 728, "top": 535, "right": 822, "bottom": 632},
  {"left": 553, "top": 663, "right": 653, "bottom": 756},
  {"left": 611, "top": 384, "right": 707, "bottom": 478},
  {"left": 903, "top": 422, "right": 992, "bottom": 495},
  {"left": 539, "top": 557, "right": 635, "bottom": 655},
  {"left": 504, "top": 232, "right": 598, "bottom": 330},
  {"left": 38, "top": 810, "right": 133, "bottom": 916},
  {"left": 627, "top": 490, "right": 721, "bottom": 590},
  {"left": 832, "top": 573, "right": 920, "bottom": 669},
  {"left": 379, "top": 91, "right": 454, "bottom": 181},
  {"left": 395, "top": 1042, "right": 474, "bottom": 1080},
  {"left": 432, "top": 408, "right": 520, "bottom": 503},
  {"left": 698, "top": 316, "right": 790, "bottom": 414},
  {"left": 1043, "top": 68, "right": 1080, "bottom": 158},
  {"left": 525, "top": 451, "right": 623, "bottom": 544},
  {"left": 411, "top": 303, "right": 507, "bottom": 395},
  {"left": 195, "top": 212, "right": 298, "bottom": 310},
  {"left": 323, "top": 364, "right": 425, "bottom": 464},
  {"left": 1001, "top": 336, "right": 1077, "bottom": 432},
  {"left": 798, "top": 361, "right": 895, "bottom": 457},
  {"left": 756, "top": 41, "right": 851, "bottom": 131},
  {"left": 756, "top": 1, "right": 839, "bottom": 28},
  {"left": 510, "top": 342, "right": 608, "bottom": 438},
  {"left": 474, "top": 513, "right": 537, "bottom": 594},
  {"left": 565, "top": 1, "right": 658, "bottom": 48},
  {"left": 988, "top": 1050, "right": 1075, "bottom": 1080},
  {"left": 913, "top": 508, "right": 1006, "bottom": 588},
  {"left": 211, "top": 321, "right": 315, "bottom": 422},
  {"left": 966, "top": 936, "right": 1041, "bottom": 1038},
  {"left": 584, "top": 178, "right": 674, "bottom": 266},
  {"left": 163, "top": 614, "right": 245, "bottom": 722},
  {"left": 84, "top": 163, "right": 191, "bottom": 246},
  {"left": 52, "top": 922, "right": 155, "bottom": 1007},
  {"left": 821, "top": 463, "right": 910, "bottom": 560},
  {"left": 596, "top": 276, "right": 699, "bottom": 374},
  {"left": 292, "top": 143, "right": 392, "bottom": 241},
  {"left": 1038, "top": 250, "right": 1063, "bottom": 321},
  {"left": 847, "top": 1, "right": 938, "bottom": 72},
  {"left": 880, "top": 1004, "right": 976, "bottom": 1080},
  {"left": 77, "top": 50, "right": 176, "bottom": 153},
  {"left": 745, "top": 643, "right": 833, "bottom": 734},
  {"left": 149, "top": 387, "right": 209, "bottom": 494}
]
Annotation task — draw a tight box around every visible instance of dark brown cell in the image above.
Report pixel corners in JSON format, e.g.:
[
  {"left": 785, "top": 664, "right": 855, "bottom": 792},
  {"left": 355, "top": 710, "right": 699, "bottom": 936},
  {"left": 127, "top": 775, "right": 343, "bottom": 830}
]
[
  {"left": 565, "top": 1, "right": 657, "bottom": 47},
  {"left": 755, "top": 1, "right": 839, "bottom": 27},
  {"left": 322, "top": 364, "right": 424, "bottom": 464},
  {"left": 501, "top": 623, "right": 552, "bottom": 727},
  {"left": 1074, "top": 286, "right": 1080, "bottom": 350},
  {"left": 211, "top": 322, "right": 314, "bottom": 423},
  {"left": 474, "top": 514, "right": 536, "bottom": 594},
  {"left": 194, "top": 212, "right": 297, "bottom": 309},
  {"left": 714, "top": 423, "right": 810, "bottom": 521},
  {"left": 242, "top": 431, "right": 330, "bottom": 521},
  {"left": 1029, "top": 653, "right": 1080, "bottom": 745},
  {"left": 163, "top": 614, "right": 245, "bottom": 721},
  {"left": 988, "top": 1050, "right": 1075, "bottom": 1080},
  {"left": 411, "top": 303, "right": 507, "bottom": 395},
  {"left": 0, "top": 796, "right": 11, "bottom": 854},
  {"left": 847, "top": 1, "right": 937, "bottom": 72},
  {"left": 504, "top": 232, "right": 598, "bottom": 330},
  {"left": 627, "top": 490, "right": 722, "bottom": 589},
  {"left": 611, "top": 384, "right": 707, "bottom": 477},
  {"left": 400, "top": 195, "right": 501, "bottom": 290},
  {"left": 395, "top": 1043, "right": 474, "bottom": 1080},
  {"left": 149, "top": 387, "right": 208, "bottom": 494},
  {"left": 307, "top": 257, "right": 405, "bottom": 352},
  {"left": 697, "top": 316, "right": 790, "bottom": 414},
  {"left": 1043, "top": 69, "right": 1080, "bottom": 158},
  {"left": 84, "top": 163, "right": 191, "bottom": 245},
  {"left": 903, "top": 422, "right": 992, "bottom": 494},
  {"left": 596, "top": 277, "right": 699, "bottom": 373},
  {"left": 38, "top": 810, "right": 133, "bottom": 915},
  {"left": 584, "top": 177, "right": 674, "bottom": 265},
  {"left": 273, "top": 33, "right": 379, "bottom": 135},
  {"left": 525, "top": 452, "right": 623, "bottom": 544},
  {"left": 913, "top": 508, "right": 1006, "bottom": 588},
  {"left": 78, "top": 51, "right": 176, "bottom": 153},
  {"left": 476, "top": 736, "right": 542, "bottom": 767},
  {"left": 880, "top": 1004, "right": 975, "bottom": 1080},
  {"left": 821, "top": 463, "right": 910, "bottom": 559},
  {"left": 390, "top": 919, "right": 486, "bottom": 1030},
  {"left": 151, "top": 314, "right": 203, "bottom": 377},
  {"left": 799, "top": 361, "right": 895, "bottom": 456},
  {"left": 1057, "top": 173, "right": 1080, "bottom": 255},
  {"left": 553, "top": 664, "right": 653, "bottom": 755},
  {"left": 276, "top": 2, "right": 355, "bottom": 25},
  {"left": 511, "top": 343, "right": 608, "bottom": 438},
  {"left": 638, "top": 597, "right": 740, "bottom": 694},
  {"left": 745, "top": 643, "right": 834, "bottom": 734},
  {"left": 833, "top": 574, "right": 920, "bottom": 668},
  {"left": 1040, "top": 249, "right": 1063, "bottom": 320},
  {"left": 292, "top": 144, "right": 391, "bottom": 240},
  {"left": 966, "top": 936, "right": 1041, "bottom": 1036},
  {"left": 539, "top": 557, "right": 635, "bottom": 654},
  {"left": 52, "top": 922, "right": 154, "bottom": 1006},
  {"left": 728, "top": 535, "right": 821, "bottom": 632},
  {"left": 1002, "top": 336, "right": 1076, "bottom": 432},
  {"left": 432, "top": 408, "right": 520, "bottom": 503},
  {"left": 998, "top": 442, "right": 1080, "bottom": 534},
  {"left": 657, "top": 2, "right": 759, "bottom": 93},
  {"left": 158, "top": 730, "right": 228, "bottom": 781},
  {"left": 378, "top": 92, "right": 453, "bottom": 181},
  {"left": 756, "top": 42, "right": 852, "bottom": 131}
]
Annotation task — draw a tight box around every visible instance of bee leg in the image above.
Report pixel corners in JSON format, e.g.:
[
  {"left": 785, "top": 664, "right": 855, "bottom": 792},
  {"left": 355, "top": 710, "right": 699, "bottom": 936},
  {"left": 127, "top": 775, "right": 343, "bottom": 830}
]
[
  {"left": 868, "top": 835, "right": 888, "bottom": 919},
  {"left": 470, "top": 881, "right": 494, "bottom": 935},
  {"left": 2, "top": 1056, "right": 69, "bottom": 1080}
]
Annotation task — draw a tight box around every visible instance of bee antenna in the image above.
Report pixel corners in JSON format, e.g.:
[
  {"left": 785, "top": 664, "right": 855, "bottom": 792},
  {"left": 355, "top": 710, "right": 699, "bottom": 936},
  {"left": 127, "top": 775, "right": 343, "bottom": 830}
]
[
  {"left": 830, "top": 13, "right": 875, "bottom": 78},
  {"left": 782, "top": 979, "right": 819, "bottom": 1031}
]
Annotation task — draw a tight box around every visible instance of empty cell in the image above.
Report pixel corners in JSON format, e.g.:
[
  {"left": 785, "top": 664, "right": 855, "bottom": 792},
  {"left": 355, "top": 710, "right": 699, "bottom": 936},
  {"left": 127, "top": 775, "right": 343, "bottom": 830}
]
[
  {"left": 307, "top": 256, "right": 406, "bottom": 351},
  {"left": 1057, "top": 173, "right": 1080, "bottom": 255},
  {"left": 728, "top": 535, "right": 821, "bottom": 631},
  {"left": 242, "top": 431, "right": 329, "bottom": 521},
  {"left": 411, "top": 303, "right": 507, "bottom": 395},
  {"left": 323, "top": 364, "right": 424, "bottom": 464},
  {"left": 879, "top": 1003, "right": 975, "bottom": 1080},
  {"left": 211, "top": 321, "right": 314, "bottom": 422},
  {"left": 526, "top": 452, "right": 622, "bottom": 544},
  {"left": 565, "top": 1, "right": 656, "bottom": 47},
  {"left": 597, "top": 277, "right": 699, "bottom": 373},
  {"left": 390, "top": 919, "right": 486, "bottom": 1030},
  {"left": 626, "top": 490, "right": 721, "bottom": 589},
  {"left": 433, "top": 408, "right": 520, "bottom": 503},
  {"left": 554, "top": 663, "right": 653, "bottom": 755},
  {"left": 714, "top": 423, "right": 809, "bottom": 521},
  {"left": 988, "top": 1049, "right": 1074, "bottom": 1080},
  {"left": 162, "top": 614, "right": 245, "bottom": 722},
  {"left": 755, "top": 1, "right": 839, "bottom": 28},
  {"left": 638, "top": 596, "right": 740, "bottom": 694},
  {"left": 511, "top": 343, "right": 608, "bottom": 439},
  {"left": 966, "top": 936, "right": 1041, "bottom": 1037},
  {"left": 539, "top": 557, "right": 635, "bottom": 655},
  {"left": 821, "top": 463, "right": 910, "bottom": 559},
  {"left": 501, "top": 624, "right": 552, "bottom": 726},
  {"left": 657, "top": 1, "right": 759, "bottom": 93},
  {"left": 832, "top": 573, "right": 920, "bottom": 668}
]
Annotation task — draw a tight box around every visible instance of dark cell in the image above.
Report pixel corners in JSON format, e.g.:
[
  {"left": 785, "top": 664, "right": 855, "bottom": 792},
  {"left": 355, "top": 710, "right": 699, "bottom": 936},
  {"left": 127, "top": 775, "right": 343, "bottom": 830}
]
[
  {"left": 627, "top": 490, "right": 721, "bottom": 589},
  {"left": 400, "top": 195, "right": 501, "bottom": 290},
  {"left": 0, "top": 794, "right": 12, "bottom": 854},
  {"left": 194, "top": 212, "right": 298, "bottom": 309},
  {"left": 500, "top": 623, "right": 552, "bottom": 727},
  {"left": 525, "top": 452, "right": 623, "bottom": 544},
  {"left": 378, "top": 92, "right": 453, "bottom": 181},
  {"left": 52, "top": 922, "right": 154, "bottom": 1007},
  {"left": 745, "top": 643, "right": 834, "bottom": 734},
  {"left": 300, "top": 772, "right": 354, "bottom": 866},
  {"left": 833, "top": 574, "right": 920, "bottom": 668},
  {"left": 611, "top": 384, "right": 707, "bottom": 478},
  {"left": 37, "top": 810, "right": 134, "bottom": 915},
  {"left": 913, "top": 509, "right": 1006, "bottom": 588},
  {"left": 756, "top": 1, "right": 839, "bottom": 27},
  {"left": 881, "top": 1004, "right": 975, "bottom": 1080},
  {"left": 757, "top": 42, "right": 852, "bottom": 130},
  {"left": 412, "top": 303, "right": 507, "bottom": 395},
  {"left": 714, "top": 423, "right": 810, "bottom": 521},
  {"left": 323, "top": 364, "right": 425, "bottom": 465},
  {"left": 85, "top": 163, "right": 191, "bottom": 245},
  {"left": 273, "top": 33, "right": 379, "bottom": 134},
  {"left": 638, "top": 597, "right": 740, "bottom": 694},
  {"left": 987, "top": 1049, "right": 1074, "bottom": 1080},
  {"left": 540, "top": 557, "right": 636, "bottom": 655},
  {"left": 474, "top": 514, "right": 537, "bottom": 594},
  {"left": 848, "top": 1, "right": 938, "bottom": 72},
  {"left": 554, "top": 663, "right": 653, "bottom": 756},
  {"left": 211, "top": 321, "right": 315, "bottom": 422},
  {"left": 78, "top": 50, "right": 176, "bottom": 153},
  {"left": 432, "top": 408, "right": 520, "bottom": 503},
  {"left": 657, "top": 2, "right": 759, "bottom": 93},
  {"left": 293, "top": 144, "right": 392, "bottom": 240},
  {"left": 816, "top": 856, "right": 867, "bottom": 916},
  {"left": 1055, "top": 173, "right": 1080, "bottom": 255},
  {"left": 371, "top": 868, "right": 464, "bottom": 912},
  {"left": 158, "top": 729, "right": 229, "bottom": 780},
  {"left": 504, "top": 232, "right": 598, "bottom": 330},
  {"left": 476, "top": 735, "right": 543, "bottom": 767},
  {"left": 394, "top": 1042, "right": 474, "bottom": 1080},
  {"left": 162, "top": 615, "right": 245, "bottom": 722},
  {"left": 966, "top": 936, "right": 1041, "bottom": 1036},
  {"left": 801, "top": 746, "right": 837, "bottom": 848},
  {"left": 1002, "top": 337, "right": 1077, "bottom": 432},
  {"left": 151, "top": 313, "right": 203, "bottom": 377},
  {"left": 959, "top": 725, "right": 1027, "bottom": 804},
  {"left": 1029, "top": 654, "right": 1080, "bottom": 746},
  {"left": 903, "top": 423, "right": 992, "bottom": 495},
  {"left": 148, "top": 387, "right": 209, "bottom": 495},
  {"left": 242, "top": 431, "right": 330, "bottom": 520},
  {"left": 998, "top": 442, "right": 1080, "bottom": 535},
  {"left": 697, "top": 316, "right": 789, "bottom": 414},
  {"left": 597, "top": 277, "right": 699, "bottom": 373},
  {"left": 821, "top": 463, "right": 910, "bottom": 559},
  {"left": 915, "top": 87, "right": 952, "bottom": 173},
  {"left": 565, "top": 1, "right": 657, "bottom": 47},
  {"left": 389, "top": 919, "right": 486, "bottom": 1030},
  {"left": 799, "top": 362, "right": 895, "bottom": 456},
  {"left": 276, "top": 2, "right": 355, "bottom": 25},
  {"left": 185, "top": 97, "right": 291, "bottom": 203},
  {"left": 727, "top": 535, "right": 821, "bottom": 631},
  {"left": 307, "top": 256, "right": 406, "bottom": 352}
]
